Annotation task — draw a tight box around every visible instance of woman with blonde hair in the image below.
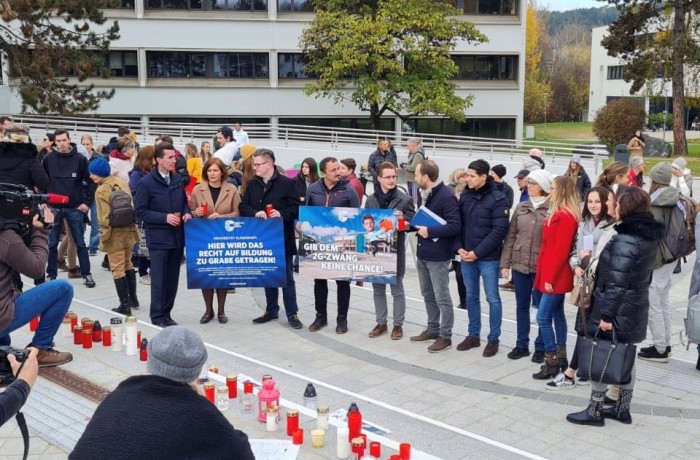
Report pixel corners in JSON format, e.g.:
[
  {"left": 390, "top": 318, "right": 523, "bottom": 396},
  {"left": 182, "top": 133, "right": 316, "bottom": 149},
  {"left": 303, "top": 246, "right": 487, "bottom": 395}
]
[
  {"left": 447, "top": 168, "right": 468, "bottom": 196},
  {"left": 190, "top": 158, "right": 241, "bottom": 324},
  {"left": 199, "top": 141, "right": 212, "bottom": 164},
  {"left": 532, "top": 175, "right": 581, "bottom": 379},
  {"left": 185, "top": 143, "right": 202, "bottom": 198},
  {"left": 595, "top": 161, "right": 629, "bottom": 188}
]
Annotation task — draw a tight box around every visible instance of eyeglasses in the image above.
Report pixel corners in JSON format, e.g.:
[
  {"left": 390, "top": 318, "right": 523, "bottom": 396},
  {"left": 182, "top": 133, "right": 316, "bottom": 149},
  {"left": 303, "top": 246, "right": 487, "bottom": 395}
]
[{"left": 252, "top": 161, "right": 270, "bottom": 168}]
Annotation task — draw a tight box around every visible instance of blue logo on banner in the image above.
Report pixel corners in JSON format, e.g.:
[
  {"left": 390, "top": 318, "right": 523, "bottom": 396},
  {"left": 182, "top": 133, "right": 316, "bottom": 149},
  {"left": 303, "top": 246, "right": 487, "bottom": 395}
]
[{"left": 185, "top": 218, "right": 286, "bottom": 288}]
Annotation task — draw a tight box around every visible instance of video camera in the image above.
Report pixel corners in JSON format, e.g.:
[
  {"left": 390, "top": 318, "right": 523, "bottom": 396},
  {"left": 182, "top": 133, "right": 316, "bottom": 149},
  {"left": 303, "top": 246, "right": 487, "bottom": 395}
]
[
  {"left": 0, "top": 345, "right": 28, "bottom": 385},
  {"left": 0, "top": 182, "right": 67, "bottom": 235}
]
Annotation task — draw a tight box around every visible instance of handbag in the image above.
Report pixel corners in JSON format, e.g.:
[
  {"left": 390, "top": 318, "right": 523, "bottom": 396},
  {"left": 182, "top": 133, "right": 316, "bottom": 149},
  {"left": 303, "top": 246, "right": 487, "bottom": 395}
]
[
  {"left": 577, "top": 328, "right": 636, "bottom": 385},
  {"left": 569, "top": 272, "right": 595, "bottom": 309},
  {"left": 137, "top": 225, "right": 149, "bottom": 259}
]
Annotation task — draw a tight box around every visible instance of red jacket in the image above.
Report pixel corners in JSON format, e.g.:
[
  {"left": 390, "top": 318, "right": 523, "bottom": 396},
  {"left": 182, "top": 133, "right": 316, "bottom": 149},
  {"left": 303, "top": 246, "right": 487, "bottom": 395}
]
[
  {"left": 346, "top": 173, "right": 364, "bottom": 202},
  {"left": 534, "top": 209, "right": 578, "bottom": 294}
]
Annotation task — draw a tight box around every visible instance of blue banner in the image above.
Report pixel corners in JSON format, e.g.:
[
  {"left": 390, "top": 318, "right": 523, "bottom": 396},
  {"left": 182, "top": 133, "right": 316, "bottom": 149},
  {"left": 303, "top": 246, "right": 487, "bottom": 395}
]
[
  {"left": 185, "top": 218, "right": 286, "bottom": 289},
  {"left": 298, "top": 207, "right": 398, "bottom": 284}
]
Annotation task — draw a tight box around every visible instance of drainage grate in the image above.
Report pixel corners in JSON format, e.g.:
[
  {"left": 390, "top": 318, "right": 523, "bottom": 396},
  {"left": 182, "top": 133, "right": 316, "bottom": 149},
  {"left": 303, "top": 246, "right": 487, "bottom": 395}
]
[{"left": 39, "top": 367, "right": 111, "bottom": 404}]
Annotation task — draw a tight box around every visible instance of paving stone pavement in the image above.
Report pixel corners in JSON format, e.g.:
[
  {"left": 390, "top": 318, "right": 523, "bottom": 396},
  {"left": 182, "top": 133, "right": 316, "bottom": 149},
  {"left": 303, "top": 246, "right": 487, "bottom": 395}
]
[{"left": 1, "top": 233, "right": 700, "bottom": 460}]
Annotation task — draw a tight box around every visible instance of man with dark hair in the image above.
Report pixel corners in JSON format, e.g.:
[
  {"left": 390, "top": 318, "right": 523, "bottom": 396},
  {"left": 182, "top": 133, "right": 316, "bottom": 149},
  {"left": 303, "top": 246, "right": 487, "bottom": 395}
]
[
  {"left": 43, "top": 129, "right": 96, "bottom": 287},
  {"left": 306, "top": 157, "right": 361, "bottom": 334},
  {"left": 366, "top": 162, "right": 415, "bottom": 340},
  {"left": 213, "top": 127, "right": 241, "bottom": 167},
  {"left": 409, "top": 160, "right": 461, "bottom": 352},
  {"left": 232, "top": 122, "right": 249, "bottom": 145},
  {"left": 339, "top": 158, "right": 364, "bottom": 201},
  {"left": 456, "top": 159, "right": 510, "bottom": 357},
  {"left": 239, "top": 148, "right": 303, "bottom": 329},
  {"left": 490, "top": 164, "right": 514, "bottom": 209},
  {"left": 135, "top": 142, "right": 192, "bottom": 327},
  {"left": 368, "top": 138, "right": 398, "bottom": 186},
  {"left": 154, "top": 134, "right": 190, "bottom": 186}
]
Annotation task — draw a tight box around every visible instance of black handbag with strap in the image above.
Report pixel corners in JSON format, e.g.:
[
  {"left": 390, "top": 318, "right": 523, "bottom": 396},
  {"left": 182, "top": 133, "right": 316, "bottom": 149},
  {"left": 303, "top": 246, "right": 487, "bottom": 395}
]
[{"left": 577, "top": 328, "right": 636, "bottom": 385}]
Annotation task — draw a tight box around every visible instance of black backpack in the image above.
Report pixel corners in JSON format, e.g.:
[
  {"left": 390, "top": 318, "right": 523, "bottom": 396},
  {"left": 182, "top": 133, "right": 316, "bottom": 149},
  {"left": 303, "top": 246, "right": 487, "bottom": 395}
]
[{"left": 109, "top": 184, "right": 136, "bottom": 228}]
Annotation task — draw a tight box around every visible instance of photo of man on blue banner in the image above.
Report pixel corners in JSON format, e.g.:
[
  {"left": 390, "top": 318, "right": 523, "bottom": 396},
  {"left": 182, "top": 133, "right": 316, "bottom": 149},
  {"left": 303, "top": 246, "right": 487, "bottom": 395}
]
[
  {"left": 298, "top": 207, "right": 398, "bottom": 284},
  {"left": 185, "top": 218, "right": 286, "bottom": 288}
]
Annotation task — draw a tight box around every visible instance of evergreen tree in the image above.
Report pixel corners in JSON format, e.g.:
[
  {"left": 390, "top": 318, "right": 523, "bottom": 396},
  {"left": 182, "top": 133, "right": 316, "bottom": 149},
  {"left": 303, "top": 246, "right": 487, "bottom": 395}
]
[{"left": 0, "top": 0, "right": 119, "bottom": 114}]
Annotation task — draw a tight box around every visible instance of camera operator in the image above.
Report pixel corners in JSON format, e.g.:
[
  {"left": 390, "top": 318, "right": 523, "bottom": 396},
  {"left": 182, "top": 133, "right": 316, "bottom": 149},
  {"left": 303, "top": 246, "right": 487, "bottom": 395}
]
[
  {"left": 0, "top": 347, "right": 38, "bottom": 426},
  {"left": 0, "top": 206, "right": 73, "bottom": 367}
]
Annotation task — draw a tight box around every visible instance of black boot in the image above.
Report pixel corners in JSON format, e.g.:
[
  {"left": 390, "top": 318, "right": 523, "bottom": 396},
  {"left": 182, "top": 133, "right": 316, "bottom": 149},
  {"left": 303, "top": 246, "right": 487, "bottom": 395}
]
[
  {"left": 112, "top": 277, "right": 131, "bottom": 315},
  {"left": 532, "top": 352, "right": 559, "bottom": 380},
  {"left": 125, "top": 269, "right": 140, "bottom": 309},
  {"left": 603, "top": 389, "right": 633, "bottom": 424},
  {"left": 566, "top": 390, "right": 605, "bottom": 426},
  {"left": 556, "top": 345, "right": 569, "bottom": 372}
]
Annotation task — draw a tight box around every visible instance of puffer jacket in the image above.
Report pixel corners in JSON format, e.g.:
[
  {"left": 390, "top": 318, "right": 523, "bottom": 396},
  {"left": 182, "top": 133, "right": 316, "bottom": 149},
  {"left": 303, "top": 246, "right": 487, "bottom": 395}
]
[
  {"left": 500, "top": 198, "right": 549, "bottom": 274},
  {"left": 458, "top": 178, "right": 509, "bottom": 261},
  {"left": 650, "top": 185, "right": 680, "bottom": 268},
  {"left": 587, "top": 213, "right": 664, "bottom": 343},
  {"left": 574, "top": 168, "right": 591, "bottom": 201}
]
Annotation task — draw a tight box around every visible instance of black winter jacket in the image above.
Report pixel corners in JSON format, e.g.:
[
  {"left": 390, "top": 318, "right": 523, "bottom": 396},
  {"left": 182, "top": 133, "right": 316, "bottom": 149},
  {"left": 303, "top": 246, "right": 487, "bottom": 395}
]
[
  {"left": 414, "top": 182, "right": 461, "bottom": 261},
  {"left": 43, "top": 144, "right": 94, "bottom": 207},
  {"left": 575, "top": 168, "right": 592, "bottom": 201},
  {"left": 458, "top": 178, "right": 510, "bottom": 261},
  {"left": 367, "top": 147, "right": 398, "bottom": 182},
  {"left": 587, "top": 213, "right": 664, "bottom": 343},
  {"left": 365, "top": 189, "right": 416, "bottom": 276},
  {"left": 70, "top": 375, "right": 254, "bottom": 460},
  {"left": 239, "top": 171, "right": 301, "bottom": 256},
  {"left": 0, "top": 143, "right": 48, "bottom": 192},
  {"left": 305, "top": 178, "right": 360, "bottom": 208}
]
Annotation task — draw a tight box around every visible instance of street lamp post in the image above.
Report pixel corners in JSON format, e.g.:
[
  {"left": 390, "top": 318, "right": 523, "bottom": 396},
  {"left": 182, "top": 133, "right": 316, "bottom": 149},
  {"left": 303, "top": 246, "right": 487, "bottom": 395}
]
[{"left": 543, "top": 92, "right": 549, "bottom": 140}]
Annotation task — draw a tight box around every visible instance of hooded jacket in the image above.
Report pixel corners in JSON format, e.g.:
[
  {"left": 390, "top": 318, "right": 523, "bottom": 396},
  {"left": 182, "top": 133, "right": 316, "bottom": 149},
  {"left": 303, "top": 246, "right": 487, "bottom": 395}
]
[
  {"left": 650, "top": 185, "right": 680, "bottom": 268},
  {"left": 0, "top": 142, "right": 48, "bottom": 192},
  {"left": 43, "top": 144, "right": 94, "bottom": 207},
  {"left": 587, "top": 213, "right": 664, "bottom": 343}
]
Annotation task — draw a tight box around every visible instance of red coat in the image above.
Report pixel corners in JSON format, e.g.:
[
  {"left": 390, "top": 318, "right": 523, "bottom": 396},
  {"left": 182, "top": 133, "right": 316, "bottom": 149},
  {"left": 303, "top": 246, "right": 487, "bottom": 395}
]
[
  {"left": 534, "top": 209, "right": 578, "bottom": 294},
  {"left": 347, "top": 173, "right": 364, "bottom": 202}
]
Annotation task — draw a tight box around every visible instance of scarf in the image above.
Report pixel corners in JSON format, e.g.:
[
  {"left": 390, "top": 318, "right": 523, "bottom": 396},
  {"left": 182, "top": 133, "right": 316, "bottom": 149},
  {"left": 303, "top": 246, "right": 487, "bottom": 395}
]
[
  {"left": 420, "top": 182, "right": 438, "bottom": 203},
  {"left": 530, "top": 195, "right": 548, "bottom": 209},
  {"left": 374, "top": 187, "right": 396, "bottom": 209}
]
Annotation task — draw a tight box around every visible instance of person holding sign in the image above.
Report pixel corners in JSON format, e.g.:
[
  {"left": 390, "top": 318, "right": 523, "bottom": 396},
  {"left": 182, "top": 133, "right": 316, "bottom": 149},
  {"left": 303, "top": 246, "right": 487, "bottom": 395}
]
[
  {"left": 306, "top": 157, "right": 361, "bottom": 334},
  {"left": 239, "top": 149, "right": 303, "bottom": 330},
  {"left": 366, "top": 162, "right": 416, "bottom": 340},
  {"left": 190, "top": 158, "right": 241, "bottom": 324}
]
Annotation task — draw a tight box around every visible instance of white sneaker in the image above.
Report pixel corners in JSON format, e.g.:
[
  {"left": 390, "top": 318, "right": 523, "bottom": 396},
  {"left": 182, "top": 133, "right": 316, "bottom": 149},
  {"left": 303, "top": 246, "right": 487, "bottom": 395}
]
[
  {"left": 530, "top": 307, "right": 538, "bottom": 324},
  {"left": 139, "top": 275, "right": 151, "bottom": 285},
  {"left": 545, "top": 373, "right": 576, "bottom": 391}
]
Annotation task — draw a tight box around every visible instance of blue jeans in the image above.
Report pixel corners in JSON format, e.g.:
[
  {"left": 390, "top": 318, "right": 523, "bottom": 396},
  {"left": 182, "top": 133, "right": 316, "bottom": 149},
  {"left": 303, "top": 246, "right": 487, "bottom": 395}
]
[
  {"left": 462, "top": 260, "right": 502, "bottom": 342},
  {"left": 264, "top": 256, "right": 298, "bottom": 318},
  {"left": 536, "top": 293, "right": 567, "bottom": 353},
  {"left": 511, "top": 270, "right": 544, "bottom": 351},
  {"left": 89, "top": 201, "right": 99, "bottom": 252},
  {"left": 407, "top": 181, "right": 421, "bottom": 207},
  {"left": 48, "top": 208, "right": 91, "bottom": 278},
  {"left": 0, "top": 280, "right": 73, "bottom": 348}
]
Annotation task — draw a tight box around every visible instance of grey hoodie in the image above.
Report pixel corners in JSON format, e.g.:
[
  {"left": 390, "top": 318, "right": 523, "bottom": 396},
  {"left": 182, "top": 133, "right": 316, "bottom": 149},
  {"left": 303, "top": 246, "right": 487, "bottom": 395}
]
[{"left": 650, "top": 185, "right": 680, "bottom": 267}]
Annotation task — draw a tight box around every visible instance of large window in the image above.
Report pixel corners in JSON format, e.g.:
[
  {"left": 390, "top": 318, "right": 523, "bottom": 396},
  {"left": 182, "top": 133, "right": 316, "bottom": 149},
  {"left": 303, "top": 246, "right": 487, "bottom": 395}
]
[
  {"left": 278, "top": 0, "right": 314, "bottom": 12},
  {"left": 279, "top": 117, "right": 394, "bottom": 134},
  {"left": 146, "top": 0, "right": 267, "bottom": 11},
  {"left": 41, "top": 51, "right": 138, "bottom": 78},
  {"left": 278, "top": 53, "right": 311, "bottom": 79},
  {"left": 448, "top": 0, "right": 518, "bottom": 15},
  {"left": 407, "top": 117, "right": 516, "bottom": 139},
  {"left": 147, "top": 52, "right": 269, "bottom": 78},
  {"left": 607, "top": 65, "right": 626, "bottom": 80},
  {"left": 452, "top": 55, "right": 518, "bottom": 80}
]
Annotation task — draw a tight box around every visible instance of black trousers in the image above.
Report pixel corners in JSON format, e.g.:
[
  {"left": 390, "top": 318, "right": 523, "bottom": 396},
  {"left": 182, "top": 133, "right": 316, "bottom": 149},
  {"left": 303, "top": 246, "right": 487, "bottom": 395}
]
[
  {"left": 314, "top": 279, "right": 350, "bottom": 320},
  {"left": 149, "top": 248, "right": 184, "bottom": 323}
]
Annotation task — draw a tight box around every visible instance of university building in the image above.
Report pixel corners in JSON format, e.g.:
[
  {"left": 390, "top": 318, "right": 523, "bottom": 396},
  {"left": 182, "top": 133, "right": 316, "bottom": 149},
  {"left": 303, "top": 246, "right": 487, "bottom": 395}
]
[{"left": 0, "top": 0, "right": 525, "bottom": 140}]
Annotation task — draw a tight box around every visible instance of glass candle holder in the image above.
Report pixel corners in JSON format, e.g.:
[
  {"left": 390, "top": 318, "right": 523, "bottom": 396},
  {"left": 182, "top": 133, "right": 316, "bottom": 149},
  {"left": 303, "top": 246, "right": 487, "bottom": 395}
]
[{"left": 217, "top": 386, "right": 230, "bottom": 412}]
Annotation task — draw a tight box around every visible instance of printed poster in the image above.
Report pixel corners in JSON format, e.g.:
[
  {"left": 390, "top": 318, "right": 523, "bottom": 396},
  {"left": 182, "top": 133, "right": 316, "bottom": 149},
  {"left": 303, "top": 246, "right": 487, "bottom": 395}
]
[
  {"left": 185, "top": 218, "right": 286, "bottom": 289},
  {"left": 298, "top": 207, "right": 398, "bottom": 285}
]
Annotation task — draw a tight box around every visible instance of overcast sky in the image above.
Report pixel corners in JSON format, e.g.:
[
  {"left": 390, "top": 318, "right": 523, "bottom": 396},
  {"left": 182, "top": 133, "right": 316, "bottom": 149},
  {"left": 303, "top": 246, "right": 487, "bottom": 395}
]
[{"left": 542, "top": 0, "right": 603, "bottom": 11}]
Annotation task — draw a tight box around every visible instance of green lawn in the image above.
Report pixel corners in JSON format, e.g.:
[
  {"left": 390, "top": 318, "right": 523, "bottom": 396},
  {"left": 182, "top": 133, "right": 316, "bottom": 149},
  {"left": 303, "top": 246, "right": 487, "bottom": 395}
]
[{"left": 525, "top": 122, "right": 596, "bottom": 141}]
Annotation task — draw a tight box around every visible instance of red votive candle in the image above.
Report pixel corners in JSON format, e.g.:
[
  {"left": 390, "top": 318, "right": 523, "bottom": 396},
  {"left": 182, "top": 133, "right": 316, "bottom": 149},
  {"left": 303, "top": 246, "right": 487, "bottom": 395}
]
[
  {"left": 226, "top": 375, "right": 238, "bottom": 399},
  {"left": 103, "top": 326, "right": 112, "bottom": 347},
  {"left": 400, "top": 442, "right": 411, "bottom": 459},
  {"left": 140, "top": 339, "right": 148, "bottom": 361},
  {"left": 348, "top": 410, "right": 362, "bottom": 441},
  {"left": 369, "top": 441, "right": 381, "bottom": 458},
  {"left": 351, "top": 437, "right": 365, "bottom": 457},
  {"left": 92, "top": 321, "right": 102, "bottom": 342},
  {"left": 73, "top": 325, "right": 83, "bottom": 345},
  {"left": 292, "top": 429, "right": 304, "bottom": 445},
  {"left": 82, "top": 329, "right": 93, "bottom": 349},
  {"left": 68, "top": 313, "right": 78, "bottom": 332},
  {"left": 398, "top": 217, "right": 406, "bottom": 231},
  {"left": 286, "top": 410, "right": 299, "bottom": 436},
  {"left": 29, "top": 316, "right": 39, "bottom": 332},
  {"left": 204, "top": 382, "right": 215, "bottom": 403}
]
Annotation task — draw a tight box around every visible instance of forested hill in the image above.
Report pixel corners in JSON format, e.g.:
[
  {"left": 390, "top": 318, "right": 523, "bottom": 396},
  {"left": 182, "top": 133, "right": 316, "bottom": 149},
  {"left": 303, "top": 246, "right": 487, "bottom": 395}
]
[{"left": 546, "top": 6, "right": 619, "bottom": 34}]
